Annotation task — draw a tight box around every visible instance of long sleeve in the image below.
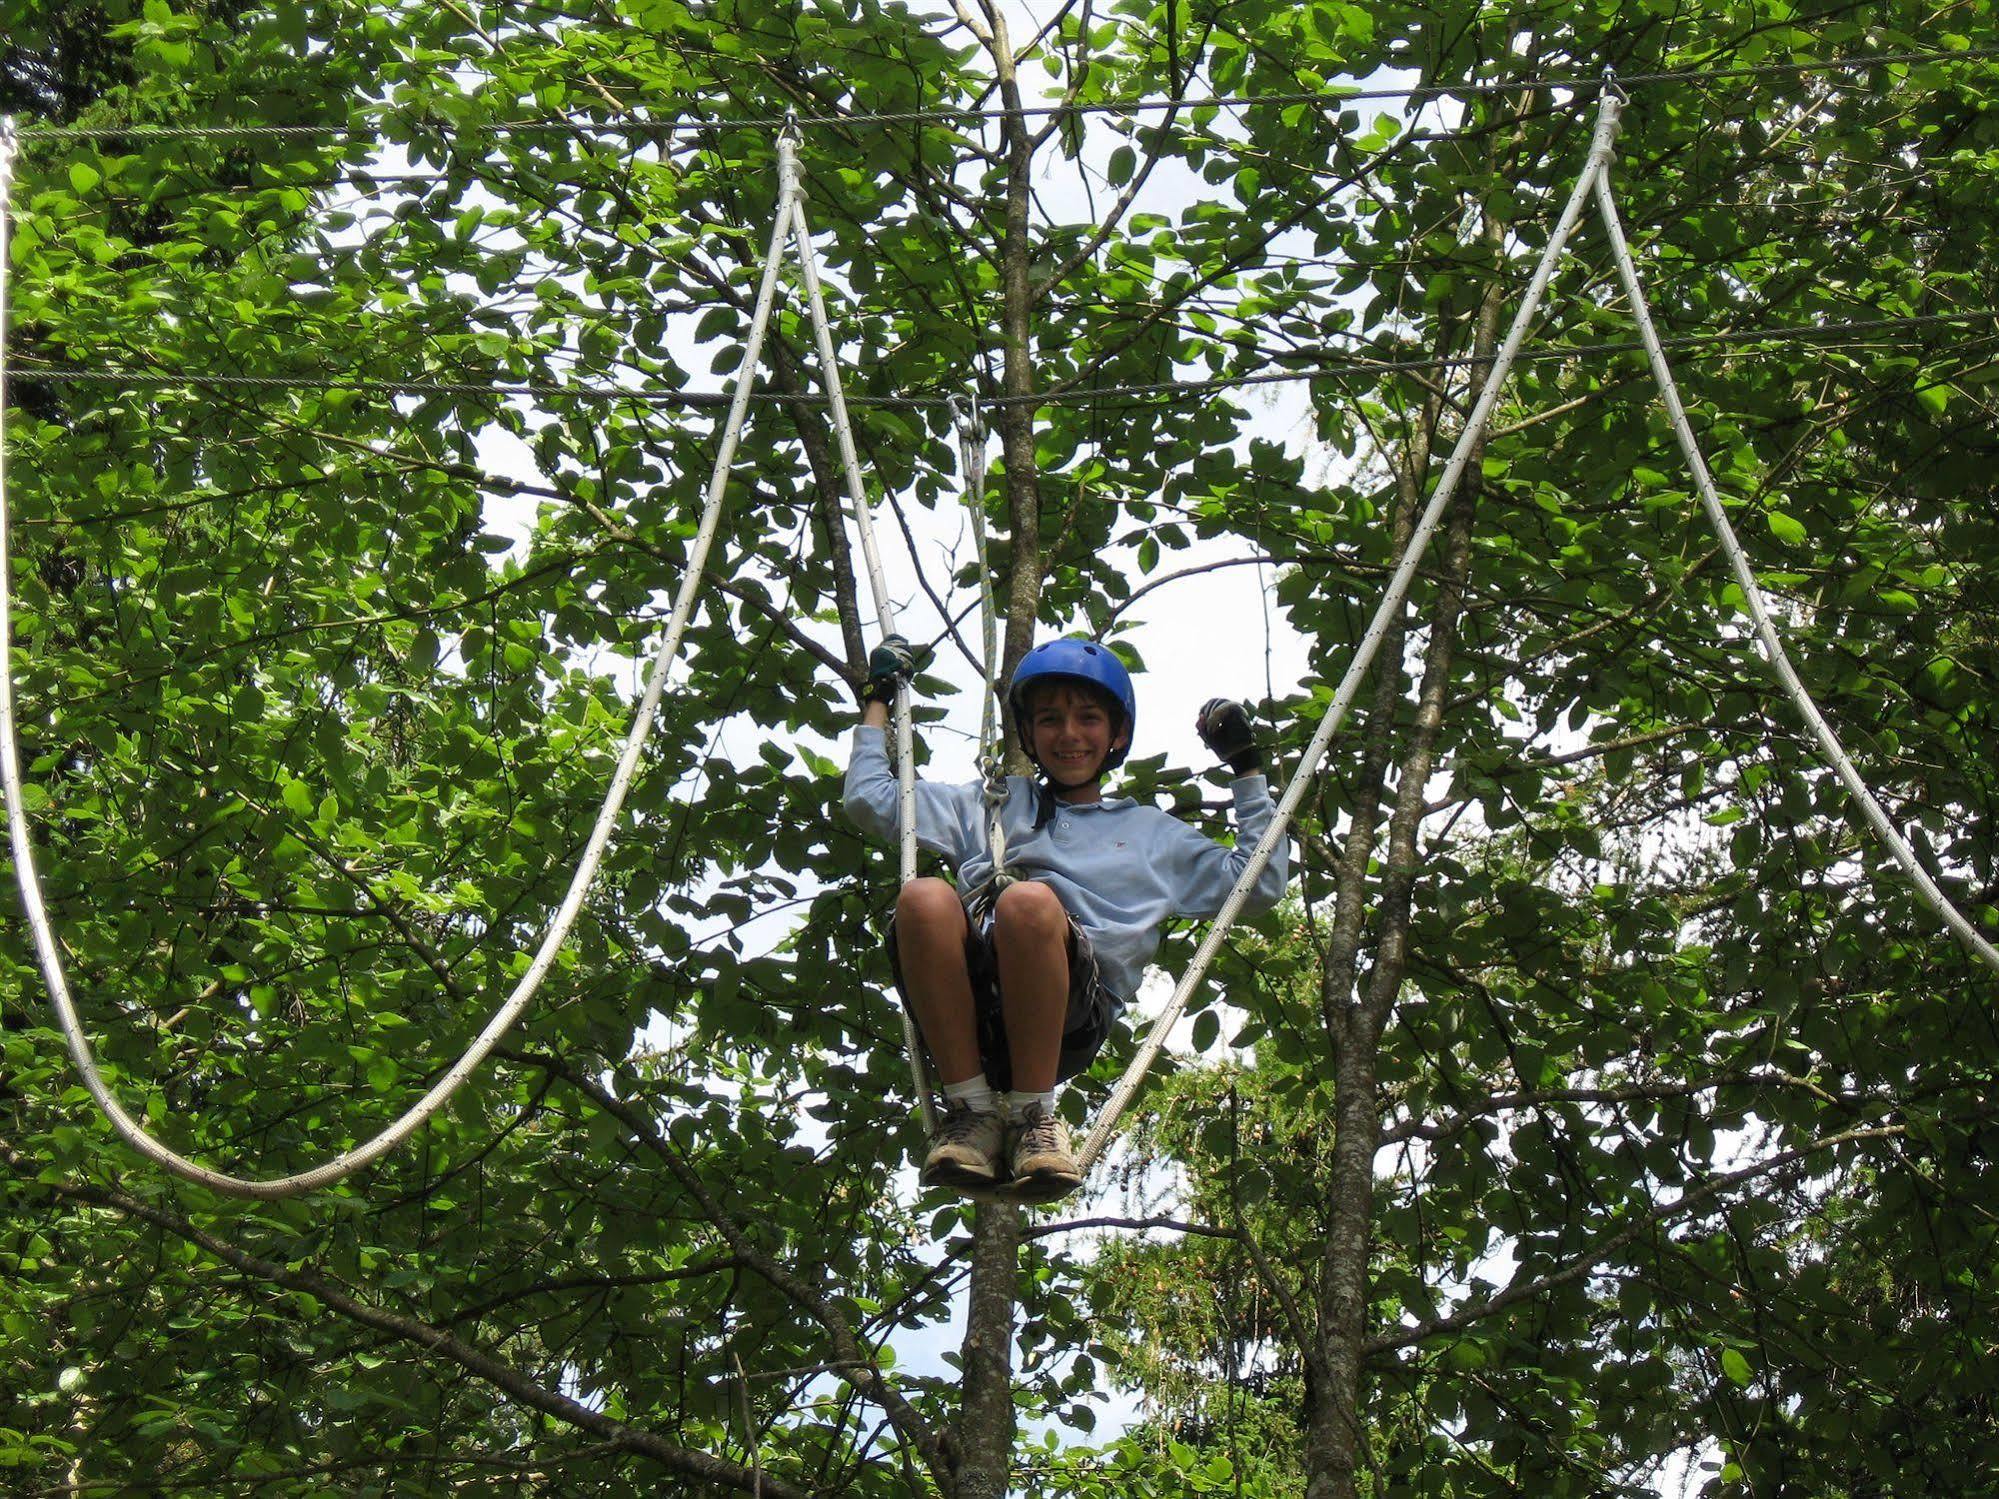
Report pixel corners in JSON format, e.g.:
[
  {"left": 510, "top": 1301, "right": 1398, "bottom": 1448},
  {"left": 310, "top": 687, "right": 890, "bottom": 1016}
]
[
  {"left": 1158, "top": 773, "right": 1290, "bottom": 919},
  {"left": 841, "top": 724, "right": 986, "bottom": 871}
]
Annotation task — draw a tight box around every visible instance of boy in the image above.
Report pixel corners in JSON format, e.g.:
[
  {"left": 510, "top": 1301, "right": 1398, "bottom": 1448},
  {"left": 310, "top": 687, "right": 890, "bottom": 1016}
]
[{"left": 844, "top": 636, "right": 1289, "bottom": 1200}]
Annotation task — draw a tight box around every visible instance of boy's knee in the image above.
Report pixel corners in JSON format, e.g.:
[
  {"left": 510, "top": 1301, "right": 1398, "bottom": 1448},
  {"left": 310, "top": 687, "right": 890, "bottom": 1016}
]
[
  {"left": 896, "top": 878, "right": 965, "bottom": 936},
  {"left": 993, "top": 880, "right": 1068, "bottom": 943}
]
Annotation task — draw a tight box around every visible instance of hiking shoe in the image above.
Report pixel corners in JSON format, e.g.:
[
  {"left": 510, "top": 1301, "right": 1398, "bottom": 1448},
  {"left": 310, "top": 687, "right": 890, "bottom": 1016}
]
[
  {"left": 921, "top": 1104, "right": 1006, "bottom": 1191},
  {"left": 1006, "top": 1104, "right": 1083, "bottom": 1202}
]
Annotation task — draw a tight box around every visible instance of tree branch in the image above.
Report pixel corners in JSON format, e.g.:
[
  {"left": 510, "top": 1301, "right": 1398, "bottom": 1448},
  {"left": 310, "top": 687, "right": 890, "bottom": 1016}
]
[
  {"left": 510, "top": 1049, "right": 961, "bottom": 1494},
  {"left": 1, "top": 1142, "right": 816, "bottom": 1499},
  {"left": 1378, "top": 1067, "right": 1857, "bottom": 1146},
  {"left": 1366, "top": 1123, "right": 1910, "bottom": 1354}
]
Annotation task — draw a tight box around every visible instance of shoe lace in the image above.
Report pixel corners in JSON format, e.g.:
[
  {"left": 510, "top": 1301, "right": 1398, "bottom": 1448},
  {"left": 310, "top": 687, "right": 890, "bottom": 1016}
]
[
  {"left": 938, "top": 1104, "right": 994, "bottom": 1144},
  {"left": 1014, "top": 1106, "right": 1061, "bottom": 1154}
]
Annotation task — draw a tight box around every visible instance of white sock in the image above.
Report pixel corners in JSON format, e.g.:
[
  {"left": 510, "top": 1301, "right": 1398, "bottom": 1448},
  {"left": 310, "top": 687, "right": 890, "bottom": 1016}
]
[
  {"left": 941, "top": 1074, "right": 999, "bottom": 1115},
  {"left": 1003, "top": 1089, "right": 1057, "bottom": 1123}
]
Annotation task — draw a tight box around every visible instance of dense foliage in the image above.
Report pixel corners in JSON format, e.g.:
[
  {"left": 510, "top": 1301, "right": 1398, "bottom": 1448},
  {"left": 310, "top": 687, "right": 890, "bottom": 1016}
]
[{"left": 1, "top": 1, "right": 1996, "bottom": 1495}]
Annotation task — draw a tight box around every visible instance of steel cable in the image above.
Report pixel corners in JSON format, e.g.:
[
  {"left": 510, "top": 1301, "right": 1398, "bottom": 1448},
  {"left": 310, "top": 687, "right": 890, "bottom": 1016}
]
[
  {"left": 12, "top": 309, "right": 1993, "bottom": 413},
  {"left": 15, "top": 44, "right": 1997, "bottom": 142}
]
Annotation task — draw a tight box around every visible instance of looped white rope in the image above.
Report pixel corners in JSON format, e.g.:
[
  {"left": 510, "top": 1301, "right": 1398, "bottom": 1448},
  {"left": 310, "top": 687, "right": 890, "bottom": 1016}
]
[
  {"left": 1592, "top": 170, "right": 1999, "bottom": 978},
  {"left": 1076, "top": 86, "right": 1632, "bottom": 1171},
  {"left": 19, "top": 76, "right": 1981, "bottom": 1207},
  {"left": 0, "top": 125, "right": 801, "bottom": 1197}
]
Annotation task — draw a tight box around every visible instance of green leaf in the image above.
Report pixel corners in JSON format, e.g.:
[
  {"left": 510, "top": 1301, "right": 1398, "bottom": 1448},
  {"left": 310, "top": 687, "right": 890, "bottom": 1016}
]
[{"left": 1766, "top": 511, "right": 1807, "bottom": 546}]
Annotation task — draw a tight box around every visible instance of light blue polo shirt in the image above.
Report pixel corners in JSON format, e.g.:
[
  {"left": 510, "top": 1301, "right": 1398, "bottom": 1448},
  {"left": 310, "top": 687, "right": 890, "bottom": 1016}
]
[{"left": 844, "top": 726, "right": 1289, "bottom": 1011}]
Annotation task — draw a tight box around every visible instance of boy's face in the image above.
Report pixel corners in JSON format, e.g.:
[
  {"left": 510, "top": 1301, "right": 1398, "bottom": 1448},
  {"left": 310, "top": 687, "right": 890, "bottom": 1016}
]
[{"left": 1025, "top": 681, "right": 1127, "bottom": 788}]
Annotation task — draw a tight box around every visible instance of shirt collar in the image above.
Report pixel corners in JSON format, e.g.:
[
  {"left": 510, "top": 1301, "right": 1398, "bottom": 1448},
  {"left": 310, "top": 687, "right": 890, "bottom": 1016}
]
[{"left": 1075, "top": 793, "right": 1132, "bottom": 811}]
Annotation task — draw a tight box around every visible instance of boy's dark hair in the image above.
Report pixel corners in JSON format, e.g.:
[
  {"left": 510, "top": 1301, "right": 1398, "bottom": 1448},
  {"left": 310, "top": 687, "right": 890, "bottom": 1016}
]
[{"left": 1019, "top": 674, "right": 1123, "bottom": 726}]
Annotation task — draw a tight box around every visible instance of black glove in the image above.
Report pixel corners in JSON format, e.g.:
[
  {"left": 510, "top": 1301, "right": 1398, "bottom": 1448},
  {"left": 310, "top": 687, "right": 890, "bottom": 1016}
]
[
  {"left": 1196, "top": 698, "right": 1262, "bottom": 776},
  {"left": 862, "top": 634, "right": 917, "bottom": 706}
]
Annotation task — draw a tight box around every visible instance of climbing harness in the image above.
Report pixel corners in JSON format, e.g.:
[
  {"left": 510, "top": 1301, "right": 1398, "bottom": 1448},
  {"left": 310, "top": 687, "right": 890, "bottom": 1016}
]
[{"left": 0, "top": 118, "right": 924, "bottom": 1192}]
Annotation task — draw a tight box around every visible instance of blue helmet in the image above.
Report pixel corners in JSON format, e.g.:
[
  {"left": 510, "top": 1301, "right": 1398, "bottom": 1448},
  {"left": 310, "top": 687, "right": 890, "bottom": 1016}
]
[{"left": 1007, "top": 638, "right": 1137, "bottom": 772}]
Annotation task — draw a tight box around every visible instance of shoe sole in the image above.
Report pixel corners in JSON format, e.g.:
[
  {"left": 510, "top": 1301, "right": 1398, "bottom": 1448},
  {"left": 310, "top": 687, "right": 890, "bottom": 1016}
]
[
  {"left": 1007, "top": 1166, "right": 1083, "bottom": 1203},
  {"left": 922, "top": 1158, "right": 999, "bottom": 1191}
]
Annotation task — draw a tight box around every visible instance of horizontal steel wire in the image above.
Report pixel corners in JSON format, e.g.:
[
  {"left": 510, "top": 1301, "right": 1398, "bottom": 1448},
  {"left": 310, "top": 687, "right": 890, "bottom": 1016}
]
[
  {"left": 13, "top": 45, "right": 1998, "bottom": 143},
  {"left": 8, "top": 308, "right": 1991, "bottom": 410}
]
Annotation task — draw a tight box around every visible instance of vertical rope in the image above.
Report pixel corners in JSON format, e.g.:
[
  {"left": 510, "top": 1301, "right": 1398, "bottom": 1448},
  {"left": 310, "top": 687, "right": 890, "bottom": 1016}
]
[
  {"left": 0, "top": 122, "right": 802, "bottom": 1197},
  {"left": 781, "top": 129, "right": 937, "bottom": 1129},
  {"left": 1075, "top": 86, "right": 1630, "bottom": 1171},
  {"left": 949, "top": 396, "right": 1003, "bottom": 765},
  {"left": 948, "top": 395, "right": 1013, "bottom": 888},
  {"left": 1593, "top": 169, "right": 1999, "bottom": 977}
]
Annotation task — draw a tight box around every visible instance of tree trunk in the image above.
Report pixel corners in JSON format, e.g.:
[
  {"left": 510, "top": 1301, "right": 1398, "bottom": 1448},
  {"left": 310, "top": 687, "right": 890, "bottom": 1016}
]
[
  {"left": 1303, "top": 198, "right": 1511, "bottom": 1496},
  {"left": 990, "top": 9, "right": 1045, "bottom": 756},
  {"left": 956, "top": 1202, "right": 1022, "bottom": 1497},
  {"left": 953, "top": 5, "right": 1042, "bottom": 1495}
]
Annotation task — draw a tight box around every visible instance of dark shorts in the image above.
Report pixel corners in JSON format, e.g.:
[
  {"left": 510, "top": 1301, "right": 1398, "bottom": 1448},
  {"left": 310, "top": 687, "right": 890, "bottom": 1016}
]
[{"left": 886, "top": 882, "right": 1116, "bottom": 1091}]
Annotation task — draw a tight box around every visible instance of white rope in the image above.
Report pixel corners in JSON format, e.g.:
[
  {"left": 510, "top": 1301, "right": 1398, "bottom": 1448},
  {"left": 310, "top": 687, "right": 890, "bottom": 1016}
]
[
  {"left": 947, "top": 396, "right": 1013, "bottom": 891},
  {"left": 948, "top": 397, "right": 1002, "bottom": 768},
  {"left": 1593, "top": 171, "right": 1999, "bottom": 977},
  {"left": 1076, "top": 86, "right": 1632, "bottom": 1171},
  {"left": 0, "top": 119, "right": 800, "bottom": 1197},
  {"left": 780, "top": 130, "right": 935, "bottom": 1130}
]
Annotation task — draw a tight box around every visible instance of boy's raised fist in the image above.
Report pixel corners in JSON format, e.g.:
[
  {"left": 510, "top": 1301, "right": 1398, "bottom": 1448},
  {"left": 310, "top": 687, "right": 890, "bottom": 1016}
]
[
  {"left": 1196, "top": 698, "right": 1261, "bottom": 775},
  {"left": 863, "top": 634, "right": 918, "bottom": 705}
]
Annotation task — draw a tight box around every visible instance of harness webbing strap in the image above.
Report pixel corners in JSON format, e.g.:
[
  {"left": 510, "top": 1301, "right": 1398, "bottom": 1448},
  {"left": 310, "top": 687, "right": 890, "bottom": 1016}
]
[
  {"left": 0, "top": 125, "right": 798, "bottom": 1197},
  {"left": 1593, "top": 169, "right": 1999, "bottom": 978},
  {"left": 1076, "top": 87, "right": 1632, "bottom": 1172}
]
